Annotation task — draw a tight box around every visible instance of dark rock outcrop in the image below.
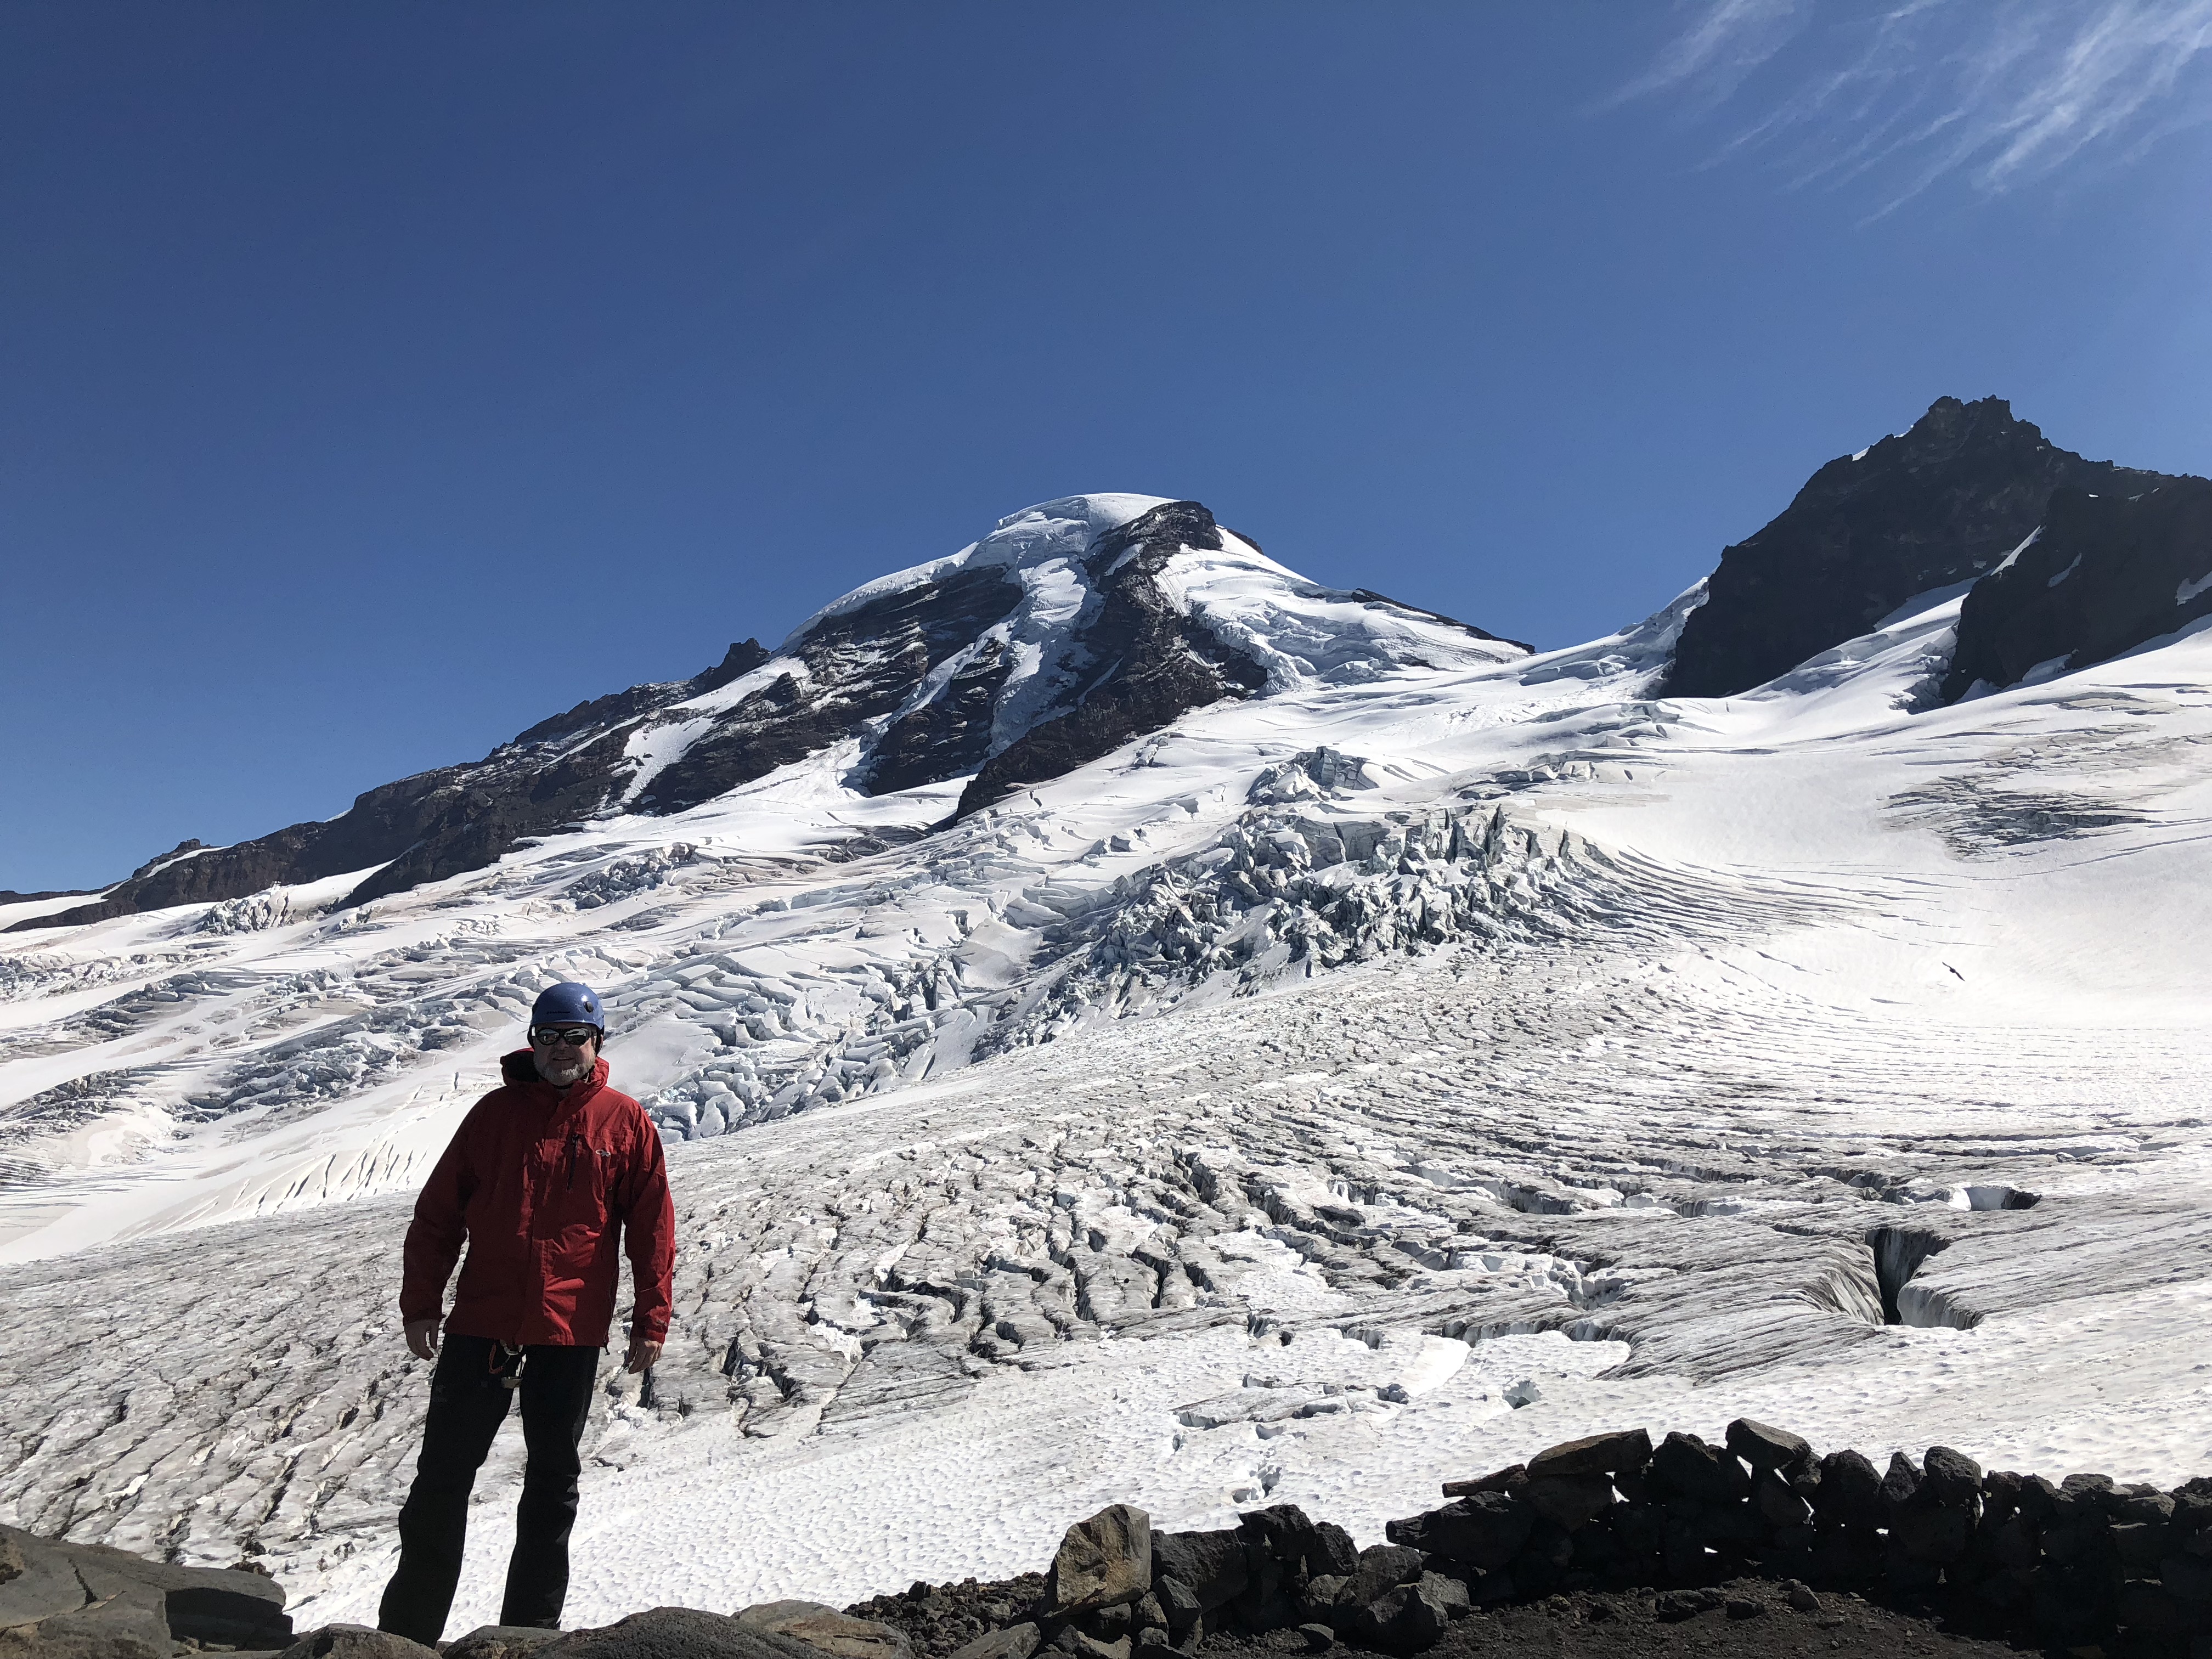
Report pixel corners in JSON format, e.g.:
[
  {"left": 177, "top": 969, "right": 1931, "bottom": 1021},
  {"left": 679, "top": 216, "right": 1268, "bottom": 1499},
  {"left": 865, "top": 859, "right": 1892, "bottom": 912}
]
[
  {"left": 535, "top": 1607, "right": 824, "bottom": 1659},
  {"left": 852, "top": 1421, "right": 2212, "bottom": 1657},
  {"left": 1938, "top": 478, "right": 2212, "bottom": 701},
  {"left": 442, "top": 1625, "right": 565, "bottom": 1659},
  {"left": 1, "top": 1521, "right": 292, "bottom": 1654},
  {"left": 733, "top": 1602, "right": 913, "bottom": 1659},
  {"left": 1664, "top": 397, "right": 2176, "bottom": 699},
  {"left": 278, "top": 1628, "right": 439, "bottom": 1659},
  {"left": 952, "top": 503, "right": 1267, "bottom": 816},
  {"left": 9, "top": 644, "right": 771, "bottom": 935}
]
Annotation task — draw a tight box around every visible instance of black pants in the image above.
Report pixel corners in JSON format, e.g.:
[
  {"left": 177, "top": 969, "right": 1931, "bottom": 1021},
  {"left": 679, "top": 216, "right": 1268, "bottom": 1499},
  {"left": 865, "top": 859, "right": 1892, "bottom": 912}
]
[{"left": 377, "top": 1335, "right": 601, "bottom": 1645}]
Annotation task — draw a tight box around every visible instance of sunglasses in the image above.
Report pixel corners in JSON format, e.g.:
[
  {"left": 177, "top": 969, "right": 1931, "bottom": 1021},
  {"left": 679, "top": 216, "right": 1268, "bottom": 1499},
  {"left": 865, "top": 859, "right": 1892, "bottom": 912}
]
[{"left": 531, "top": 1025, "right": 600, "bottom": 1048}]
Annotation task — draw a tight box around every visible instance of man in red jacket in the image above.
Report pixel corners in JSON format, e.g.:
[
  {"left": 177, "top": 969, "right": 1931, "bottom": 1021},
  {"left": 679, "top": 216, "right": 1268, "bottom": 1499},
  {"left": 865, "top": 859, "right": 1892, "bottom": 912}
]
[{"left": 377, "top": 981, "right": 675, "bottom": 1645}]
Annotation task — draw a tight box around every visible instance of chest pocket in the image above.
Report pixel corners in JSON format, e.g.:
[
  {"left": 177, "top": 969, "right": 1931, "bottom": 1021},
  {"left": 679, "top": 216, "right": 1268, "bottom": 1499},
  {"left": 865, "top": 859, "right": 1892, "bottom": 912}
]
[{"left": 534, "top": 1134, "right": 613, "bottom": 1234}]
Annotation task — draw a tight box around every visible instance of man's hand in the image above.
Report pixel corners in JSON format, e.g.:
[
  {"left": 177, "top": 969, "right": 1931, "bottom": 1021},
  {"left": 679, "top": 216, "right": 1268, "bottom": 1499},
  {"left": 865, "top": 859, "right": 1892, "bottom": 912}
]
[
  {"left": 624, "top": 1336, "right": 662, "bottom": 1375},
  {"left": 404, "top": 1317, "right": 442, "bottom": 1362}
]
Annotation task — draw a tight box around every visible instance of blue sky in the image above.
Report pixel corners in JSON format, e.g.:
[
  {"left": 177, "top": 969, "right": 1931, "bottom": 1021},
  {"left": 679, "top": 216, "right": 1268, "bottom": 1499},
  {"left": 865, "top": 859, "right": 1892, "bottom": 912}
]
[{"left": 5, "top": 1, "right": 2209, "bottom": 893}]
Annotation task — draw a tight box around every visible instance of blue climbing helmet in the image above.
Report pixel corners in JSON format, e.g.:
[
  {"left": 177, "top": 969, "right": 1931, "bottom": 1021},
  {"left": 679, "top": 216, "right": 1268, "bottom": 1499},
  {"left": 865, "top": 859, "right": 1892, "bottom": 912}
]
[{"left": 531, "top": 981, "right": 605, "bottom": 1032}]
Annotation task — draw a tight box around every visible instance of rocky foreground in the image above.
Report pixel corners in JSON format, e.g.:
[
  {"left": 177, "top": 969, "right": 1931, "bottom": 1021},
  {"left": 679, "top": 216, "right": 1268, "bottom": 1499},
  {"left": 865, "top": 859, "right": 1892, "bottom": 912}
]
[{"left": 7, "top": 1419, "right": 2211, "bottom": 1659}]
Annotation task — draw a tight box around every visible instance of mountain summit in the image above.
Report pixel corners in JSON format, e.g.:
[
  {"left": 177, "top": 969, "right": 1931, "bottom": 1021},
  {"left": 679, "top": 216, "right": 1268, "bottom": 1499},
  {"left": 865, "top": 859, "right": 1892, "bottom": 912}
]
[
  {"left": 21, "top": 496, "right": 1523, "bottom": 931},
  {"left": 1663, "top": 396, "right": 2177, "bottom": 700}
]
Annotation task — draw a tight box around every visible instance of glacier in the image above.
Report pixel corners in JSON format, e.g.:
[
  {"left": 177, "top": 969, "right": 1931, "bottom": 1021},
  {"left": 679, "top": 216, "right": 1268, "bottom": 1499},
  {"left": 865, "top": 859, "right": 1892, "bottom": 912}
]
[{"left": 3, "top": 481, "right": 2211, "bottom": 1636}]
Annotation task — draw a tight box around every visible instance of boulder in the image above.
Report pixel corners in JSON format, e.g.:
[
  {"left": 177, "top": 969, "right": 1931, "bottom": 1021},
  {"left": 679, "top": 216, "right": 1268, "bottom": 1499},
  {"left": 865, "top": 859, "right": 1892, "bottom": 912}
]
[
  {"left": 2058, "top": 1472, "right": 2115, "bottom": 1515},
  {"left": 2112, "top": 1523, "right": 2171, "bottom": 1573},
  {"left": 1889, "top": 1506, "right": 1971, "bottom": 1566},
  {"left": 1149, "top": 1533, "right": 1242, "bottom": 1612},
  {"left": 2174, "top": 1486, "right": 2212, "bottom": 1536},
  {"left": 2016, "top": 1476, "right": 2061, "bottom": 1523},
  {"left": 1883, "top": 1552, "right": 1942, "bottom": 1596},
  {"left": 1303, "top": 1525, "right": 1358, "bottom": 1581},
  {"left": 4, "top": 1577, "right": 173, "bottom": 1659},
  {"left": 1986, "top": 1516, "right": 2040, "bottom": 1574},
  {"left": 1783, "top": 1459, "right": 1822, "bottom": 1501},
  {"left": 2040, "top": 1515, "right": 2114, "bottom": 1567},
  {"left": 4, "top": 1528, "right": 291, "bottom": 1650},
  {"left": 1647, "top": 1433, "right": 1748, "bottom": 1505},
  {"left": 1351, "top": 1579, "right": 1451, "bottom": 1655},
  {"left": 1723, "top": 1420, "right": 1810, "bottom": 1478},
  {"left": 0, "top": 1533, "right": 86, "bottom": 1631},
  {"left": 1752, "top": 1471, "right": 1813, "bottom": 1530},
  {"left": 1237, "top": 1506, "right": 1316, "bottom": 1570},
  {"left": 735, "top": 1602, "right": 913, "bottom": 1659},
  {"left": 2163, "top": 1551, "right": 2212, "bottom": 1601},
  {"left": 1293, "top": 1577, "right": 1345, "bottom": 1623},
  {"left": 2115, "top": 1582, "right": 2189, "bottom": 1646},
  {"left": 1339, "top": 1547, "right": 1424, "bottom": 1615},
  {"left": 446, "top": 1627, "right": 566, "bottom": 1659},
  {"left": 1385, "top": 1494, "right": 1532, "bottom": 1571},
  {"left": 1920, "top": 1446, "right": 1982, "bottom": 1507},
  {"left": 1076, "top": 1602, "right": 1131, "bottom": 1643},
  {"left": 1980, "top": 1471, "right": 2023, "bottom": 1524},
  {"left": 543, "top": 1608, "right": 825, "bottom": 1659},
  {"left": 1047, "top": 1507, "right": 1152, "bottom": 1615},
  {"left": 1438, "top": 1465, "right": 1526, "bottom": 1500},
  {"left": 1877, "top": 1453, "right": 1922, "bottom": 1517},
  {"left": 2032, "top": 1563, "right": 2120, "bottom": 1646},
  {"left": 1526, "top": 1430, "right": 1653, "bottom": 1481},
  {"left": 1814, "top": 1450, "right": 1884, "bottom": 1529},
  {"left": 1417, "top": 1575, "right": 1468, "bottom": 1620},
  {"left": 1525, "top": 1474, "right": 1613, "bottom": 1532},
  {"left": 1228, "top": 1556, "right": 1298, "bottom": 1640},
  {"left": 1653, "top": 1589, "right": 1720, "bottom": 1622},
  {"left": 279, "top": 1627, "right": 441, "bottom": 1659},
  {"left": 1569, "top": 1525, "right": 1626, "bottom": 1580},
  {"left": 1807, "top": 1527, "right": 1884, "bottom": 1586},
  {"left": 1152, "top": 1578, "right": 1201, "bottom": 1633},
  {"left": 1514, "top": 1522, "right": 1572, "bottom": 1584},
  {"left": 1130, "top": 1592, "right": 1165, "bottom": 1639},
  {"left": 2111, "top": 1489, "right": 2176, "bottom": 1525}
]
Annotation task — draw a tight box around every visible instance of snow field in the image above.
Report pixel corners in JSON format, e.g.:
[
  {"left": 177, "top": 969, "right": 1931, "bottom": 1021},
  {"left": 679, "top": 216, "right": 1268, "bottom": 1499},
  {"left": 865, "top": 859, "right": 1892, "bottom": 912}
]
[{"left": 3, "top": 561, "right": 2212, "bottom": 1633}]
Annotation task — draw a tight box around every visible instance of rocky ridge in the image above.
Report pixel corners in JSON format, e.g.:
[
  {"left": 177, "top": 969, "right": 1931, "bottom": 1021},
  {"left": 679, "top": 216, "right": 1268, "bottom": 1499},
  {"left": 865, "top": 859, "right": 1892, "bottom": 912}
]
[
  {"left": 18, "top": 401, "right": 2209, "bottom": 938},
  {"left": 1941, "top": 476, "right": 2212, "bottom": 701},
  {"left": 1662, "top": 394, "right": 2181, "bottom": 701},
  {"left": 16, "top": 501, "right": 1517, "bottom": 935},
  {"left": 14, "top": 1424, "right": 2208, "bottom": 1659}
]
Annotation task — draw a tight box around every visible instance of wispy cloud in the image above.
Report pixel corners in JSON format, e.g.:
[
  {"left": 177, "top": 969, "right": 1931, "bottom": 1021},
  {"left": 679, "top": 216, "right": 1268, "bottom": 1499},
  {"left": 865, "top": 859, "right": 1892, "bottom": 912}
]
[
  {"left": 1619, "top": 0, "right": 2212, "bottom": 215},
  {"left": 1608, "top": 0, "right": 1816, "bottom": 111}
]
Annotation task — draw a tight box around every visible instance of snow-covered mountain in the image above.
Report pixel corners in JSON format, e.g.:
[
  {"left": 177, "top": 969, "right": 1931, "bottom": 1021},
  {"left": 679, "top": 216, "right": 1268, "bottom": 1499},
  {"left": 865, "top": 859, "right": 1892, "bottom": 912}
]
[
  {"left": 3, "top": 399, "right": 2210, "bottom": 1634},
  {"left": 20, "top": 496, "right": 1521, "bottom": 930}
]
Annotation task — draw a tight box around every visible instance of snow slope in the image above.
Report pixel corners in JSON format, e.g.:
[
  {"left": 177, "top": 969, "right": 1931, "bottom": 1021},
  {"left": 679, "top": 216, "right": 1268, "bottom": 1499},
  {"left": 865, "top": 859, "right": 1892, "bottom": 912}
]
[{"left": 3, "top": 510, "right": 2211, "bottom": 1635}]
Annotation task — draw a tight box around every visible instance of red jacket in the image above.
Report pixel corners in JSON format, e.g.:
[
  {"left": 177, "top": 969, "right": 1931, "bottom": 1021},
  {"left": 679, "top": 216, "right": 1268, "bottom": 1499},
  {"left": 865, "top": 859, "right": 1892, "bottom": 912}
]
[{"left": 400, "top": 1051, "right": 675, "bottom": 1347}]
